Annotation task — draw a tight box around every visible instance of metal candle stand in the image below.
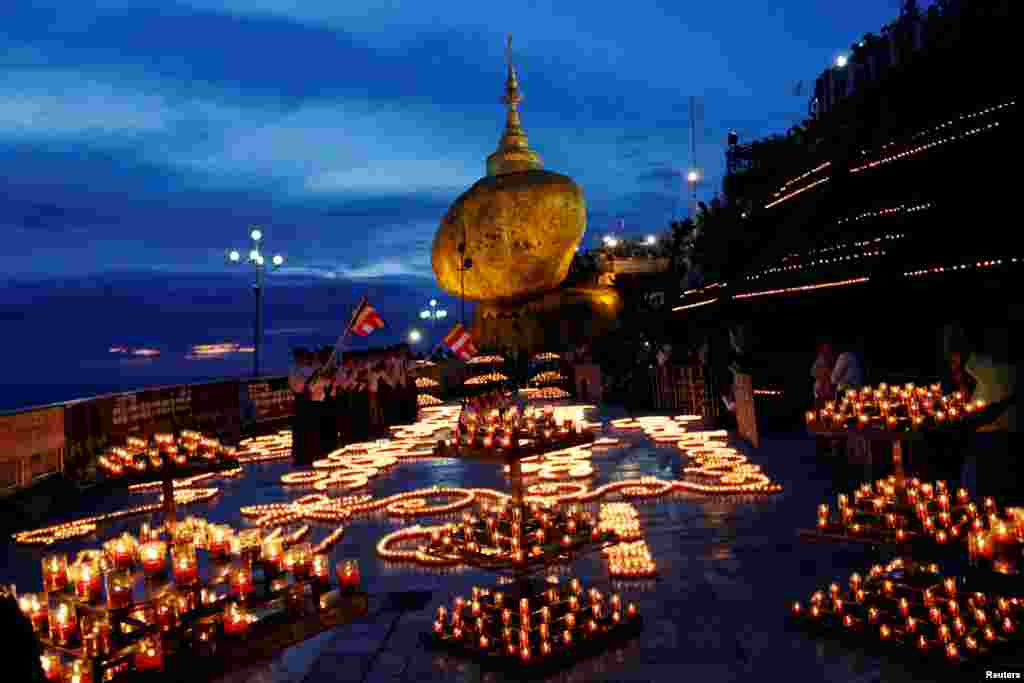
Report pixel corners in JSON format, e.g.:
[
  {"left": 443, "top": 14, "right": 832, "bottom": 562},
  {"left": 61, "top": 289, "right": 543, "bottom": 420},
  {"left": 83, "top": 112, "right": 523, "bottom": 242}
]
[
  {"left": 423, "top": 411, "right": 644, "bottom": 668},
  {"left": 793, "top": 477, "right": 1024, "bottom": 671}
]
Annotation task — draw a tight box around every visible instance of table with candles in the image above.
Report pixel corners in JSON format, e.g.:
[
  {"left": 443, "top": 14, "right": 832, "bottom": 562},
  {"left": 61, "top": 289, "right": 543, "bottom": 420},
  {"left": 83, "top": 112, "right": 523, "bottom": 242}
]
[
  {"left": 422, "top": 404, "right": 647, "bottom": 668},
  {"left": 20, "top": 513, "right": 368, "bottom": 682},
  {"left": 805, "top": 383, "right": 989, "bottom": 479},
  {"left": 791, "top": 472, "right": 1024, "bottom": 671}
]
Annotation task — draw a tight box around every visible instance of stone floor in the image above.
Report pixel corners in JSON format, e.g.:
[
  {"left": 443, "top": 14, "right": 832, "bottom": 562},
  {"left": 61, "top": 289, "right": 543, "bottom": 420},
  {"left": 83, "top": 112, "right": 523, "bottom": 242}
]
[
  {"left": 207, "top": 421, "right": 1023, "bottom": 682},
  {"left": 5, "top": 405, "right": 1022, "bottom": 682}
]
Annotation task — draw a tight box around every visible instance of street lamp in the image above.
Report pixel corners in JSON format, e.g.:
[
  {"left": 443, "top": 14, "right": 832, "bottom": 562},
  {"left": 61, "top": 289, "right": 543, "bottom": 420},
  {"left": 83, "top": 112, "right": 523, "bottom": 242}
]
[
  {"left": 687, "top": 170, "right": 699, "bottom": 218},
  {"left": 419, "top": 299, "right": 448, "bottom": 348},
  {"left": 835, "top": 54, "right": 848, "bottom": 68},
  {"left": 226, "top": 226, "right": 285, "bottom": 378},
  {"left": 408, "top": 329, "right": 423, "bottom": 344},
  {"left": 645, "top": 235, "right": 657, "bottom": 246}
]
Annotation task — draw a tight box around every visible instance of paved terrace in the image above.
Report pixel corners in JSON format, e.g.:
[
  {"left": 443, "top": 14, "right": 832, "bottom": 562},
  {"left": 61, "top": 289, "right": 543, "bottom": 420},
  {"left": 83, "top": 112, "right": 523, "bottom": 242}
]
[{"left": 4, "top": 405, "right": 1020, "bottom": 682}]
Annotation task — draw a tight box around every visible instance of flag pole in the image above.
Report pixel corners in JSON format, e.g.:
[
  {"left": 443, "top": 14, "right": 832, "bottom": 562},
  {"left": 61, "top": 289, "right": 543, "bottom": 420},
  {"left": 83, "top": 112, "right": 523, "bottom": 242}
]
[{"left": 324, "top": 295, "right": 367, "bottom": 371}]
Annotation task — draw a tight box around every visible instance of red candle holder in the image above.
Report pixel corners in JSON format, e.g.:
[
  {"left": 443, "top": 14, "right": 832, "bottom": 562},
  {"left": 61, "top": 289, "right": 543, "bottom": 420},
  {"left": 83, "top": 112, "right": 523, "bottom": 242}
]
[
  {"left": 134, "top": 638, "right": 163, "bottom": 672},
  {"left": 223, "top": 604, "right": 252, "bottom": 636},
  {"left": 172, "top": 546, "right": 199, "bottom": 586},
  {"left": 337, "top": 560, "right": 361, "bottom": 591},
  {"left": 48, "top": 597, "right": 78, "bottom": 646},
  {"left": 140, "top": 541, "right": 167, "bottom": 576},
  {"left": 66, "top": 659, "right": 93, "bottom": 683},
  {"left": 230, "top": 566, "right": 255, "bottom": 599},
  {"left": 40, "top": 654, "right": 62, "bottom": 682},
  {"left": 105, "top": 569, "right": 134, "bottom": 610},
  {"left": 42, "top": 554, "right": 68, "bottom": 593},
  {"left": 18, "top": 593, "right": 48, "bottom": 635},
  {"left": 71, "top": 562, "right": 101, "bottom": 603}
]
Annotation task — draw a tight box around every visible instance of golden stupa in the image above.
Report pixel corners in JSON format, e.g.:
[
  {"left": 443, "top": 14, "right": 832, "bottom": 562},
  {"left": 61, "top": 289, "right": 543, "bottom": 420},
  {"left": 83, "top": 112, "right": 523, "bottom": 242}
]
[{"left": 431, "top": 36, "right": 587, "bottom": 302}]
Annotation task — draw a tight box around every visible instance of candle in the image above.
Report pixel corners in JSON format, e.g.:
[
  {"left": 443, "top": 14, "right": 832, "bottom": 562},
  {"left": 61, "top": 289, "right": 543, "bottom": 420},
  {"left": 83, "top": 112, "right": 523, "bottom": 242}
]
[
  {"left": 40, "top": 654, "right": 62, "bottom": 682},
  {"left": 49, "top": 599, "right": 77, "bottom": 646},
  {"left": 72, "top": 563, "right": 101, "bottom": 603},
  {"left": 18, "top": 593, "right": 48, "bottom": 634},
  {"left": 231, "top": 566, "right": 254, "bottom": 599},
  {"left": 312, "top": 553, "right": 330, "bottom": 583},
  {"left": 208, "top": 525, "right": 232, "bottom": 559},
  {"left": 66, "top": 659, "right": 93, "bottom": 683},
  {"left": 172, "top": 546, "right": 198, "bottom": 586},
  {"left": 155, "top": 596, "right": 178, "bottom": 631},
  {"left": 223, "top": 603, "right": 252, "bottom": 636},
  {"left": 337, "top": 560, "right": 361, "bottom": 591},
  {"left": 140, "top": 541, "right": 167, "bottom": 576},
  {"left": 103, "top": 568, "right": 132, "bottom": 611},
  {"left": 42, "top": 554, "right": 68, "bottom": 592},
  {"left": 134, "top": 638, "right": 163, "bottom": 672}
]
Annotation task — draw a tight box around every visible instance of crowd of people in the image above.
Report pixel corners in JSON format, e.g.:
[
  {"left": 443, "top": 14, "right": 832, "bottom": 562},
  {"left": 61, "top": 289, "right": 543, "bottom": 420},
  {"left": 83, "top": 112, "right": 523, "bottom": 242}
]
[
  {"left": 288, "top": 344, "right": 418, "bottom": 465},
  {"left": 458, "top": 389, "right": 520, "bottom": 429}
]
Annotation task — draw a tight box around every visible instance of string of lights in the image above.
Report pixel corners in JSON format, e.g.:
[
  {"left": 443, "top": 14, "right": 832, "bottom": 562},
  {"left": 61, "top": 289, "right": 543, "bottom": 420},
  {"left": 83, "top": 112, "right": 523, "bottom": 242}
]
[
  {"left": 764, "top": 99, "right": 1015, "bottom": 211},
  {"left": 733, "top": 277, "right": 870, "bottom": 300},
  {"left": 903, "top": 257, "right": 1019, "bottom": 278}
]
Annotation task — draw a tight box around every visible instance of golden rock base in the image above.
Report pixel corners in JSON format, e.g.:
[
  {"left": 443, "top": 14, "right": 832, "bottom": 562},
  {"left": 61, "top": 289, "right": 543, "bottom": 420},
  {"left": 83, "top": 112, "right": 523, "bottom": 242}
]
[{"left": 470, "top": 285, "right": 622, "bottom": 353}]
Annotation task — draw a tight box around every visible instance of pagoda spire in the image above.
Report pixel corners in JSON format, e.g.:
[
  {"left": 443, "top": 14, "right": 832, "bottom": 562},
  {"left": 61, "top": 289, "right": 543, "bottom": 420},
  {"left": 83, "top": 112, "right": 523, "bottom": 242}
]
[{"left": 486, "top": 34, "right": 543, "bottom": 176}]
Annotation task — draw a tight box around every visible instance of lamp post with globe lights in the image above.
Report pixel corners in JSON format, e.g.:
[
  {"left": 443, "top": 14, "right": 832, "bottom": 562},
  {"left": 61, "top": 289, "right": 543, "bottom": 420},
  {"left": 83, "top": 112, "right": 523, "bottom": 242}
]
[
  {"left": 687, "top": 170, "right": 699, "bottom": 219},
  {"left": 419, "top": 299, "right": 448, "bottom": 349},
  {"left": 226, "top": 227, "right": 285, "bottom": 378}
]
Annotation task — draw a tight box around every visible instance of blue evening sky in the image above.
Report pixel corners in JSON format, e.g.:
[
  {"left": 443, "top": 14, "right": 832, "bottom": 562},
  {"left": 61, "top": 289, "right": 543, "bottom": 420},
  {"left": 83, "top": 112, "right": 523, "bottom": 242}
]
[{"left": 1, "top": 0, "right": 900, "bottom": 281}]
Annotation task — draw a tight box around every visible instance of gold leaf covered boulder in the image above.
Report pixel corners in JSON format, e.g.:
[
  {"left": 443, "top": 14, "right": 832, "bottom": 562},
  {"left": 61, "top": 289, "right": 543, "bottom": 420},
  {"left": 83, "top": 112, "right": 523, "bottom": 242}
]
[{"left": 431, "top": 35, "right": 586, "bottom": 302}]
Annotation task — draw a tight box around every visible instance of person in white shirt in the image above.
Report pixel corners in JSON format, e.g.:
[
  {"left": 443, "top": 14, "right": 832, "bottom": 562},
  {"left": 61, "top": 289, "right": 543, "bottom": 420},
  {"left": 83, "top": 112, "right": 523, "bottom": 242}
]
[
  {"left": 831, "top": 343, "right": 868, "bottom": 462},
  {"left": 831, "top": 346, "right": 865, "bottom": 393}
]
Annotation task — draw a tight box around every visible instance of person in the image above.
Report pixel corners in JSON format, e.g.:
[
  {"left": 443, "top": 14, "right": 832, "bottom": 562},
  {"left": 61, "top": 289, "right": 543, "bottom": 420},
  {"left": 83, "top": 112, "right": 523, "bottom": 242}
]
[
  {"left": 0, "top": 586, "right": 45, "bottom": 682},
  {"left": 288, "top": 348, "right": 311, "bottom": 465},
  {"left": 811, "top": 341, "right": 837, "bottom": 401},
  {"left": 960, "top": 325, "right": 1017, "bottom": 504},
  {"left": 315, "top": 347, "right": 338, "bottom": 456},
  {"left": 366, "top": 356, "right": 385, "bottom": 438},
  {"left": 830, "top": 343, "right": 865, "bottom": 396},
  {"left": 831, "top": 342, "right": 868, "bottom": 463}
]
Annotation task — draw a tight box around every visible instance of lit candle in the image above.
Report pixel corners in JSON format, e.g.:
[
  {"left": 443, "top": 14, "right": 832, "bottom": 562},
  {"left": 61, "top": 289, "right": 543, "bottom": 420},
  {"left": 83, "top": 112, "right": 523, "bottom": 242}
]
[
  {"left": 172, "top": 546, "right": 198, "bottom": 586},
  {"left": 42, "top": 554, "right": 68, "bottom": 592},
  {"left": 18, "top": 593, "right": 47, "bottom": 634},
  {"left": 231, "top": 566, "right": 254, "bottom": 599},
  {"left": 140, "top": 541, "right": 167, "bottom": 576},
  {"left": 337, "top": 560, "right": 361, "bottom": 591},
  {"left": 40, "top": 654, "right": 62, "bottom": 682},
  {"left": 104, "top": 568, "right": 133, "bottom": 610},
  {"left": 134, "top": 638, "right": 164, "bottom": 672}
]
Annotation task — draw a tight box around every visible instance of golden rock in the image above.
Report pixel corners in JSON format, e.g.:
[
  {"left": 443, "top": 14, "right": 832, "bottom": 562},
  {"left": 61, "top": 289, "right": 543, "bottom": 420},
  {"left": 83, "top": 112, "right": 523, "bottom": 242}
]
[
  {"left": 431, "top": 35, "right": 586, "bottom": 302},
  {"left": 432, "top": 171, "right": 586, "bottom": 301}
]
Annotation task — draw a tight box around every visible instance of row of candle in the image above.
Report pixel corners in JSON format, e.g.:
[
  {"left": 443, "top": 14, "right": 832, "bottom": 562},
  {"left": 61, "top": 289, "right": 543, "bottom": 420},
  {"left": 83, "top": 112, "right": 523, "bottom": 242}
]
[
  {"left": 806, "top": 383, "right": 987, "bottom": 431},
  {"left": 790, "top": 558, "right": 1023, "bottom": 663},
  {"left": 98, "top": 431, "right": 236, "bottom": 477},
  {"left": 598, "top": 503, "right": 658, "bottom": 578},
  {"left": 815, "top": 477, "right": 1022, "bottom": 561},
  {"left": 420, "top": 501, "right": 611, "bottom": 568},
  {"left": 430, "top": 580, "right": 640, "bottom": 663}
]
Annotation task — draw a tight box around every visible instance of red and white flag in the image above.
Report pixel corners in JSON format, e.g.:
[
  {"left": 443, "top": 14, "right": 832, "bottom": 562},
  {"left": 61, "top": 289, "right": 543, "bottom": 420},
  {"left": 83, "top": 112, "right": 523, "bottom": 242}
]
[
  {"left": 443, "top": 324, "right": 477, "bottom": 361},
  {"left": 350, "top": 299, "right": 385, "bottom": 336}
]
